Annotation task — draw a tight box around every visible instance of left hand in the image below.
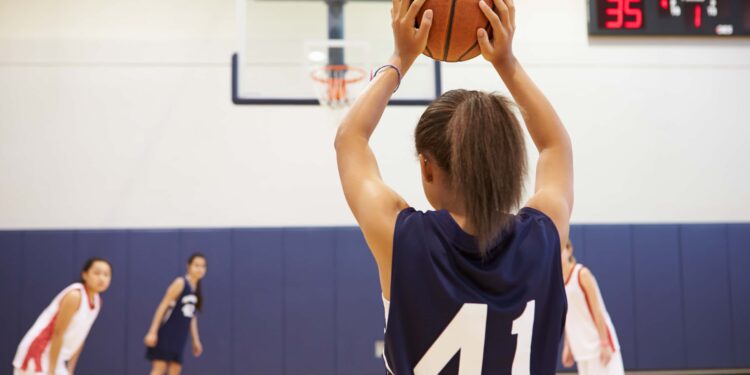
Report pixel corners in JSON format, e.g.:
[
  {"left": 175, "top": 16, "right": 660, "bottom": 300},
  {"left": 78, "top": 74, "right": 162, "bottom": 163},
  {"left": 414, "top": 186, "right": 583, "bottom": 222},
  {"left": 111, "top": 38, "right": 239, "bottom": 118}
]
[
  {"left": 477, "top": 0, "right": 517, "bottom": 69},
  {"left": 600, "top": 346, "right": 612, "bottom": 366},
  {"left": 193, "top": 340, "right": 203, "bottom": 357},
  {"left": 391, "top": 0, "right": 433, "bottom": 72}
]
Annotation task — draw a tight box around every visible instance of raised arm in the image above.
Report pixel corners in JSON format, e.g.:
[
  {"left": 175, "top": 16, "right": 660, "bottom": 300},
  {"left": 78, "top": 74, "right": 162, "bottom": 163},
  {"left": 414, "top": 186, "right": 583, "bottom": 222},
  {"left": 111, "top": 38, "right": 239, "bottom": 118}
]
[
  {"left": 334, "top": 0, "right": 432, "bottom": 297},
  {"left": 477, "top": 0, "right": 573, "bottom": 246},
  {"left": 144, "top": 278, "right": 184, "bottom": 347}
]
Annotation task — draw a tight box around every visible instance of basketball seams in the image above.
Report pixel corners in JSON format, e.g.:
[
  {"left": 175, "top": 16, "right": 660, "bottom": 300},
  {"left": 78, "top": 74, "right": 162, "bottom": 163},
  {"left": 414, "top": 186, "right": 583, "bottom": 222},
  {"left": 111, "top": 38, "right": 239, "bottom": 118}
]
[{"left": 442, "top": 0, "right": 459, "bottom": 61}]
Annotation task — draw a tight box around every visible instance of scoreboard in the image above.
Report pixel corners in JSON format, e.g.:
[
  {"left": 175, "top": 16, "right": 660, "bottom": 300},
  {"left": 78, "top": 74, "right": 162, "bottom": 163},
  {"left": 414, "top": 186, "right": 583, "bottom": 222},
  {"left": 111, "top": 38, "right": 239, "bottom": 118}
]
[{"left": 588, "top": 0, "right": 750, "bottom": 36}]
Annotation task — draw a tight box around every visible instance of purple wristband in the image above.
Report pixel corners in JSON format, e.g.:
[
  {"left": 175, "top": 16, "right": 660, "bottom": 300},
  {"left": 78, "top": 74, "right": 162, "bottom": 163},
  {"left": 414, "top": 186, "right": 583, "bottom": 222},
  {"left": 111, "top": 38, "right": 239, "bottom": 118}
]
[{"left": 371, "top": 64, "right": 402, "bottom": 92}]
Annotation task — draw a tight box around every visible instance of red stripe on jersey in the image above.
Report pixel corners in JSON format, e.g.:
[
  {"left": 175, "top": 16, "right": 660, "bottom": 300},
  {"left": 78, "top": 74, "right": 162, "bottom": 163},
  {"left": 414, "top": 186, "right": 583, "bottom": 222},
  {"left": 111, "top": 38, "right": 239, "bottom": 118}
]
[
  {"left": 578, "top": 269, "right": 616, "bottom": 353},
  {"left": 83, "top": 287, "right": 95, "bottom": 310},
  {"left": 21, "top": 313, "right": 58, "bottom": 372}
]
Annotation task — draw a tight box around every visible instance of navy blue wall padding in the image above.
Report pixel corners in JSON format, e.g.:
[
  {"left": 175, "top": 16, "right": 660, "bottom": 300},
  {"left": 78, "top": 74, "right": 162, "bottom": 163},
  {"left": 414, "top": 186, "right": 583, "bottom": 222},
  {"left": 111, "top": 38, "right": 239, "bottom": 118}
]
[
  {"left": 179, "top": 230, "right": 234, "bottom": 375},
  {"left": 74, "top": 231, "right": 129, "bottom": 375},
  {"left": 631, "top": 225, "right": 686, "bottom": 369},
  {"left": 0, "top": 232, "right": 23, "bottom": 369},
  {"left": 728, "top": 224, "right": 750, "bottom": 367},
  {"left": 334, "top": 228, "right": 384, "bottom": 375},
  {"left": 680, "top": 225, "right": 734, "bottom": 368},
  {"left": 1, "top": 223, "right": 749, "bottom": 374},
  {"left": 582, "top": 226, "right": 637, "bottom": 368},
  {"left": 569, "top": 225, "right": 587, "bottom": 263},
  {"left": 20, "top": 232, "right": 76, "bottom": 344},
  {"left": 283, "top": 229, "right": 337, "bottom": 375},
  {"left": 126, "top": 231, "right": 181, "bottom": 374},
  {"left": 232, "top": 229, "right": 284, "bottom": 375}
]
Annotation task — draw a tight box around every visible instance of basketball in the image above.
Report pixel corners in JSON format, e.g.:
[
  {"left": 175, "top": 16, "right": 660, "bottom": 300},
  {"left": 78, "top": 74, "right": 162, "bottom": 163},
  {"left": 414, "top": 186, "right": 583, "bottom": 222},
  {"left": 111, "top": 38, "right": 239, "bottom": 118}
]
[{"left": 417, "top": 0, "right": 494, "bottom": 62}]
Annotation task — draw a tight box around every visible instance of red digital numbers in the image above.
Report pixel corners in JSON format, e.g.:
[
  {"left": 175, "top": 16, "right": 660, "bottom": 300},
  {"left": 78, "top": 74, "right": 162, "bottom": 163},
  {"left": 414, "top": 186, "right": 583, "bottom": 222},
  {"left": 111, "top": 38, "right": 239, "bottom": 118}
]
[
  {"left": 694, "top": 4, "right": 702, "bottom": 28},
  {"left": 604, "top": 0, "right": 643, "bottom": 29}
]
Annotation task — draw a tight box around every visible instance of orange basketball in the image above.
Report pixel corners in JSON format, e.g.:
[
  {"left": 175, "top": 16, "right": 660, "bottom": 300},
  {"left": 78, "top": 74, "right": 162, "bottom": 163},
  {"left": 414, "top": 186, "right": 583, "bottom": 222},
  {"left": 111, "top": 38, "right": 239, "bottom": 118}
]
[{"left": 416, "top": 0, "right": 494, "bottom": 62}]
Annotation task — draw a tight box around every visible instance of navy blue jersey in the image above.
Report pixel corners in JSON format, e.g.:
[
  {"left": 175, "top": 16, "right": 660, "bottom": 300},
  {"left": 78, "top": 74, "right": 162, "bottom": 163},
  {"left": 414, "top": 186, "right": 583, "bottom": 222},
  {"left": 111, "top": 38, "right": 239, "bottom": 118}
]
[
  {"left": 383, "top": 207, "right": 566, "bottom": 375},
  {"left": 149, "top": 277, "right": 197, "bottom": 362}
]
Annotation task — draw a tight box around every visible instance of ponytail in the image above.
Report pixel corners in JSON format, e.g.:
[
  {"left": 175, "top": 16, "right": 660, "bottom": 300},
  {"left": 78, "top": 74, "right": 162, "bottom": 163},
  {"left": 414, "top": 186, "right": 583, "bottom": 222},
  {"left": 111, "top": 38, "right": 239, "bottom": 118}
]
[
  {"left": 188, "top": 252, "right": 206, "bottom": 312},
  {"left": 194, "top": 279, "right": 203, "bottom": 312},
  {"left": 416, "top": 90, "right": 527, "bottom": 255}
]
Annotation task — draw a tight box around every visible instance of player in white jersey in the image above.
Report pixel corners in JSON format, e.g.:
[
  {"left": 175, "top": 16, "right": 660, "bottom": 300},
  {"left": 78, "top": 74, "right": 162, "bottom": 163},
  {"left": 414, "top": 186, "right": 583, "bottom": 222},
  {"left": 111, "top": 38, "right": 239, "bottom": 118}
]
[
  {"left": 561, "top": 240, "right": 625, "bottom": 375},
  {"left": 12, "top": 258, "right": 112, "bottom": 375}
]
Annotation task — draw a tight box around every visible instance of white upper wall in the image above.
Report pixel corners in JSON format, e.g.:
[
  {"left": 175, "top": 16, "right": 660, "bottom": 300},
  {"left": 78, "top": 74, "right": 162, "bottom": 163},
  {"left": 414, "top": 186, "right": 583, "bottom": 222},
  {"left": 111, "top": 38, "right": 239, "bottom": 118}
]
[{"left": 0, "top": 0, "right": 749, "bottom": 228}]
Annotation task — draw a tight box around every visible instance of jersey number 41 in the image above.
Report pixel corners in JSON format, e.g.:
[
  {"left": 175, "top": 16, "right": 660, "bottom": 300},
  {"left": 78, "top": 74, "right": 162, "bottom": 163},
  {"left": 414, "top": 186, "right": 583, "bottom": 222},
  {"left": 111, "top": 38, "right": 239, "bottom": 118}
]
[{"left": 414, "top": 300, "right": 536, "bottom": 375}]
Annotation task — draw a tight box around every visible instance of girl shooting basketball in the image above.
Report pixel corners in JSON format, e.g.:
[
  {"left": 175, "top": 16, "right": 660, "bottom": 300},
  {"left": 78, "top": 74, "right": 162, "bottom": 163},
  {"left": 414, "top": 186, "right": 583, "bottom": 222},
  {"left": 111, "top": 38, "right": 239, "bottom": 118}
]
[
  {"left": 561, "top": 240, "right": 624, "bottom": 375},
  {"left": 144, "top": 253, "right": 206, "bottom": 375},
  {"left": 334, "top": 0, "right": 573, "bottom": 373},
  {"left": 12, "top": 258, "right": 112, "bottom": 375}
]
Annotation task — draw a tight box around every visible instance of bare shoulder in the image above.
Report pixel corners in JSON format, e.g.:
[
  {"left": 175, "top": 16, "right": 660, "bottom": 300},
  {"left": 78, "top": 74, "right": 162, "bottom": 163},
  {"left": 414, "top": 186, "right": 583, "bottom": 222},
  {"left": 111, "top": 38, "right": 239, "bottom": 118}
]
[
  {"left": 525, "top": 191, "right": 570, "bottom": 245},
  {"left": 164, "top": 277, "right": 185, "bottom": 298},
  {"left": 62, "top": 289, "right": 83, "bottom": 303},
  {"left": 60, "top": 289, "right": 83, "bottom": 310},
  {"left": 171, "top": 277, "right": 185, "bottom": 287},
  {"left": 578, "top": 267, "right": 597, "bottom": 287}
]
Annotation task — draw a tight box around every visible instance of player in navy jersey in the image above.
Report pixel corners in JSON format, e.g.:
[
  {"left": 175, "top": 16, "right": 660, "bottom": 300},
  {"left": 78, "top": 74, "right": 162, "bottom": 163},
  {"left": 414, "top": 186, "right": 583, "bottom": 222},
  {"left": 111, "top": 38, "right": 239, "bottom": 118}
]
[
  {"left": 334, "top": 0, "right": 573, "bottom": 374},
  {"left": 144, "top": 253, "right": 206, "bottom": 375}
]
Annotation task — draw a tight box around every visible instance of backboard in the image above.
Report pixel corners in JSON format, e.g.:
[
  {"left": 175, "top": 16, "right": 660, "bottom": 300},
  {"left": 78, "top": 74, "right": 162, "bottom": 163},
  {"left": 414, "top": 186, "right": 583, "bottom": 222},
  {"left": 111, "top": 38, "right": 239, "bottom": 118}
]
[{"left": 233, "top": 0, "right": 442, "bottom": 106}]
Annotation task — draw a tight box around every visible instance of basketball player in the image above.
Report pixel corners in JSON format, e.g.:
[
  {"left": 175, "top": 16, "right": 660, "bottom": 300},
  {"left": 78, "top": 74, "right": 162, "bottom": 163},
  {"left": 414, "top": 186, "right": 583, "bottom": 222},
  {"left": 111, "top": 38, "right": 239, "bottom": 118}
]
[
  {"left": 12, "top": 258, "right": 112, "bottom": 375},
  {"left": 561, "top": 240, "right": 624, "bottom": 375},
  {"left": 334, "top": 0, "right": 573, "bottom": 373},
  {"left": 144, "top": 253, "right": 206, "bottom": 375}
]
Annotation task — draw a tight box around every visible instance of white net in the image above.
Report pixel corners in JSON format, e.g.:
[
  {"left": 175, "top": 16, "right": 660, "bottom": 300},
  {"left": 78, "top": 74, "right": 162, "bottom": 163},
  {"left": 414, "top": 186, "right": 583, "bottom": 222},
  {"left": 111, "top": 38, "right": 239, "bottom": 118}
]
[{"left": 305, "top": 40, "right": 370, "bottom": 111}]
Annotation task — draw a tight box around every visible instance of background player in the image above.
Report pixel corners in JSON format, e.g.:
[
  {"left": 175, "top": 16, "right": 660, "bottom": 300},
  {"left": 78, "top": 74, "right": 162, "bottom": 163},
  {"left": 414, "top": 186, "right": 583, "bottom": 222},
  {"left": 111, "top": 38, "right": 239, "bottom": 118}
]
[
  {"left": 561, "top": 240, "right": 625, "bottom": 375},
  {"left": 12, "top": 258, "right": 112, "bottom": 375},
  {"left": 144, "top": 253, "right": 206, "bottom": 375}
]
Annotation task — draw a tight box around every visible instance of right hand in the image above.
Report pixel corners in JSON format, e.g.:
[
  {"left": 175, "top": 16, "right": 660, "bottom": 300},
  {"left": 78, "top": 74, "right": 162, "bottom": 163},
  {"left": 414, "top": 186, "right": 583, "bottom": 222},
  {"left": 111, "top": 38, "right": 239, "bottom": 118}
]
[
  {"left": 562, "top": 346, "right": 575, "bottom": 368},
  {"left": 477, "top": 0, "right": 516, "bottom": 69},
  {"left": 144, "top": 332, "right": 158, "bottom": 347},
  {"left": 391, "top": 0, "right": 433, "bottom": 72}
]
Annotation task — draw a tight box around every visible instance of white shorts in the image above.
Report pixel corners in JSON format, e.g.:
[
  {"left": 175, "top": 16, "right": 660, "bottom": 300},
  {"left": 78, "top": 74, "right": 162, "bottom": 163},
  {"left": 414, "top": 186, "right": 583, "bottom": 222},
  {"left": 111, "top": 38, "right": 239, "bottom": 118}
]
[
  {"left": 577, "top": 351, "right": 625, "bottom": 375},
  {"left": 14, "top": 366, "right": 70, "bottom": 375}
]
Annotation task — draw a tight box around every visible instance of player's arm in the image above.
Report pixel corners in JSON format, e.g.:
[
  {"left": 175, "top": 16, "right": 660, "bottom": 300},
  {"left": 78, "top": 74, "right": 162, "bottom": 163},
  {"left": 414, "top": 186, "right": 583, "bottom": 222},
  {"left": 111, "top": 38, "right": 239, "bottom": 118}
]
[
  {"left": 67, "top": 341, "right": 84, "bottom": 374},
  {"left": 48, "top": 290, "right": 82, "bottom": 375},
  {"left": 477, "top": 0, "right": 573, "bottom": 248},
  {"left": 191, "top": 316, "right": 203, "bottom": 357},
  {"left": 561, "top": 335, "right": 574, "bottom": 368},
  {"left": 144, "top": 278, "right": 184, "bottom": 347},
  {"left": 334, "top": 0, "right": 432, "bottom": 297},
  {"left": 579, "top": 268, "right": 614, "bottom": 365}
]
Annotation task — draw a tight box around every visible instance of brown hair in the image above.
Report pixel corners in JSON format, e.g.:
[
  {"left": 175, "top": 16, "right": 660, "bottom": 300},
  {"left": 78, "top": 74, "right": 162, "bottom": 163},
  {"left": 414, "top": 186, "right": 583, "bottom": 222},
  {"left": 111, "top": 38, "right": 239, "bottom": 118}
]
[
  {"left": 415, "top": 89, "right": 527, "bottom": 255},
  {"left": 188, "top": 253, "right": 206, "bottom": 312}
]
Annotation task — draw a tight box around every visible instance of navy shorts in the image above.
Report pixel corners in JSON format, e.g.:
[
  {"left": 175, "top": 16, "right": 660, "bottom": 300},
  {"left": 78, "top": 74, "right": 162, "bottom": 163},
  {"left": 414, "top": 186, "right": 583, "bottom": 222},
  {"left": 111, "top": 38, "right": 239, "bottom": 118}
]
[{"left": 146, "top": 346, "right": 183, "bottom": 364}]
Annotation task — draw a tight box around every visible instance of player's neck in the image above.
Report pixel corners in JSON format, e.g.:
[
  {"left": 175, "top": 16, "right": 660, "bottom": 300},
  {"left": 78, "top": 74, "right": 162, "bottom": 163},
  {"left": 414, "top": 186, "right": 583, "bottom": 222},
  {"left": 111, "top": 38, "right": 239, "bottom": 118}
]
[
  {"left": 83, "top": 284, "right": 96, "bottom": 303},
  {"left": 442, "top": 197, "right": 475, "bottom": 235},
  {"left": 186, "top": 275, "right": 198, "bottom": 289},
  {"left": 562, "top": 261, "right": 574, "bottom": 281}
]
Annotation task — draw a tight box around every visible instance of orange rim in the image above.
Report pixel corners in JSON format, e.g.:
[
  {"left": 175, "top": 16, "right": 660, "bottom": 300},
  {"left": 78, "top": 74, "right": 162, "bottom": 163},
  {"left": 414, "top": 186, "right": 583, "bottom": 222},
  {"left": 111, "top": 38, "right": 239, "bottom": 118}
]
[{"left": 310, "top": 65, "right": 367, "bottom": 84}]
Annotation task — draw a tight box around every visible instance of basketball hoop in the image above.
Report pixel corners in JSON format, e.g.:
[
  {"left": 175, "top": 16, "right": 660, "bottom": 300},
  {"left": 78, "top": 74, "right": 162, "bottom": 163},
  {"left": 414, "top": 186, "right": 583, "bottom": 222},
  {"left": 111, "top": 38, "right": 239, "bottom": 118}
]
[
  {"left": 305, "top": 40, "right": 370, "bottom": 113},
  {"left": 310, "top": 64, "right": 367, "bottom": 110}
]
